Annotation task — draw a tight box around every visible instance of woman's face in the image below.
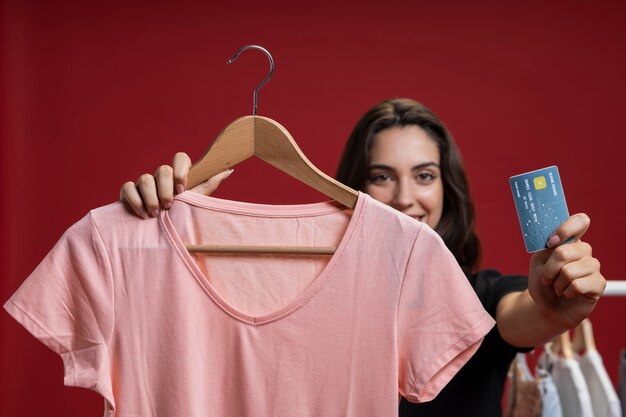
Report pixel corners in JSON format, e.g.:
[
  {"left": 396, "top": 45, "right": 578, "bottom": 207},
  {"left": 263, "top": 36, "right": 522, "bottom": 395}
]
[{"left": 365, "top": 125, "right": 444, "bottom": 229}]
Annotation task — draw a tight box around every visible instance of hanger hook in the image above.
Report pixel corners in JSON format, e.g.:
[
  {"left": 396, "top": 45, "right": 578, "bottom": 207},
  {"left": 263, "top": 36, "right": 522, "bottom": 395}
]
[{"left": 227, "top": 45, "right": 274, "bottom": 116}]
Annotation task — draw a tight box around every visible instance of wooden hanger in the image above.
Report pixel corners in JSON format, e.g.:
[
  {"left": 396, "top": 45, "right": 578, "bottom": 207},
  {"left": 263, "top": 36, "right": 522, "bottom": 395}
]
[
  {"left": 573, "top": 318, "right": 597, "bottom": 354},
  {"left": 551, "top": 330, "right": 574, "bottom": 359},
  {"left": 184, "top": 45, "right": 358, "bottom": 255}
]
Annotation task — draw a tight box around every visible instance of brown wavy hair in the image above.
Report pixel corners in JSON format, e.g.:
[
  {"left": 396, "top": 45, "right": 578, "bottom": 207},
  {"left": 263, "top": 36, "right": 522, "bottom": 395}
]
[{"left": 336, "top": 98, "right": 481, "bottom": 273}]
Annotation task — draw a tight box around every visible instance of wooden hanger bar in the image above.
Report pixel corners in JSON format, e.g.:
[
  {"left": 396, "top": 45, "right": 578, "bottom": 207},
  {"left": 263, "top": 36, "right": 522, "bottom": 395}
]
[{"left": 185, "top": 244, "right": 336, "bottom": 255}]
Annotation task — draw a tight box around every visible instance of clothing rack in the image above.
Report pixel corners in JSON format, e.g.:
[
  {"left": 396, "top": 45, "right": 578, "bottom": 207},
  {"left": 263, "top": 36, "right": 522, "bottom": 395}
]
[{"left": 604, "top": 280, "right": 626, "bottom": 296}]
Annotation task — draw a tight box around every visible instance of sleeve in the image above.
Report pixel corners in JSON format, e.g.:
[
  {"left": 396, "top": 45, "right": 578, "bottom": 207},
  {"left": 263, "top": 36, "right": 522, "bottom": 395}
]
[
  {"left": 4, "top": 212, "right": 114, "bottom": 394},
  {"left": 397, "top": 225, "right": 496, "bottom": 403}
]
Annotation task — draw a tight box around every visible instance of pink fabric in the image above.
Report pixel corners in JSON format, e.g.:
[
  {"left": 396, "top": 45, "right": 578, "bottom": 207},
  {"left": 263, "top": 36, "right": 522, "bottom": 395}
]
[{"left": 5, "top": 191, "right": 494, "bottom": 417}]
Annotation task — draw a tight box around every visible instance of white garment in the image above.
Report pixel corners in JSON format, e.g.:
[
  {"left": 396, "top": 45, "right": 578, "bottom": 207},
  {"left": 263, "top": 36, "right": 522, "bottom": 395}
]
[
  {"left": 577, "top": 350, "right": 622, "bottom": 417},
  {"left": 535, "top": 350, "right": 564, "bottom": 417},
  {"left": 551, "top": 357, "right": 594, "bottom": 417},
  {"left": 539, "top": 371, "right": 564, "bottom": 417},
  {"left": 617, "top": 349, "right": 626, "bottom": 415}
]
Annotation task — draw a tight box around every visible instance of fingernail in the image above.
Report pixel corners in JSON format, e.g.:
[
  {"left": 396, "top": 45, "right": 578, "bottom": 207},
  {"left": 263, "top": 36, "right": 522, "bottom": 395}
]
[
  {"left": 151, "top": 209, "right": 159, "bottom": 218},
  {"left": 164, "top": 201, "right": 172, "bottom": 209},
  {"left": 224, "top": 168, "right": 234, "bottom": 177},
  {"left": 176, "top": 184, "right": 185, "bottom": 194},
  {"left": 138, "top": 210, "right": 149, "bottom": 220},
  {"left": 547, "top": 235, "right": 560, "bottom": 247}
]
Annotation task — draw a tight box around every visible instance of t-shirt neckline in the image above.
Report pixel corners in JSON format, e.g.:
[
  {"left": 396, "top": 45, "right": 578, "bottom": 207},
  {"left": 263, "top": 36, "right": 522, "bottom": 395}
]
[{"left": 160, "top": 191, "right": 367, "bottom": 325}]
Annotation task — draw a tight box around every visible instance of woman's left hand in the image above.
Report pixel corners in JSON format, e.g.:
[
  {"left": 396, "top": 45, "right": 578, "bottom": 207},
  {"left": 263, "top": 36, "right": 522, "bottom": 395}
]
[{"left": 527, "top": 213, "right": 606, "bottom": 329}]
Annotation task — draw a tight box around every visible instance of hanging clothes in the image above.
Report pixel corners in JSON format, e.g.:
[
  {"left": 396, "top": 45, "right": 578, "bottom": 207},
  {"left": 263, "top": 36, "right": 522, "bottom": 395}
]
[
  {"left": 535, "top": 351, "right": 564, "bottom": 417},
  {"left": 577, "top": 349, "right": 622, "bottom": 417},
  {"left": 548, "top": 351, "right": 594, "bottom": 417},
  {"left": 617, "top": 349, "right": 626, "bottom": 416},
  {"left": 505, "top": 352, "right": 563, "bottom": 417},
  {"left": 506, "top": 353, "right": 542, "bottom": 417},
  {"left": 538, "top": 369, "right": 564, "bottom": 417},
  {"left": 4, "top": 192, "right": 495, "bottom": 417}
]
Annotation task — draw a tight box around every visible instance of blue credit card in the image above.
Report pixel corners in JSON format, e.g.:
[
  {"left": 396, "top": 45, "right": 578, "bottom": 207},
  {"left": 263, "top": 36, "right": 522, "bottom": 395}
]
[{"left": 509, "top": 166, "right": 571, "bottom": 253}]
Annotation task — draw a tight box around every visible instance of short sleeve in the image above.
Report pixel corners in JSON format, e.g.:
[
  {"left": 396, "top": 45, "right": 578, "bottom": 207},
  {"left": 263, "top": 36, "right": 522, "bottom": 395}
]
[
  {"left": 4, "top": 212, "right": 114, "bottom": 392},
  {"left": 398, "top": 225, "right": 495, "bottom": 403}
]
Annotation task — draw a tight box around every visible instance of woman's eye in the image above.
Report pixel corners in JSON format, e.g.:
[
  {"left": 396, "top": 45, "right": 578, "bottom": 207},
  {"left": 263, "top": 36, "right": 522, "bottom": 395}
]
[
  {"left": 369, "top": 173, "right": 393, "bottom": 184},
  {"left": 415, "top": 172, "right": 436, "bottom": 182}
]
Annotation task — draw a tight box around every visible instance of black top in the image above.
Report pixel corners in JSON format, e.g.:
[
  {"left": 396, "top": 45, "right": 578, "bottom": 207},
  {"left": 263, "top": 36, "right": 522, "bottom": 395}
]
[{"left": 399, "top": 269, "right": 531, "bottom": 417}]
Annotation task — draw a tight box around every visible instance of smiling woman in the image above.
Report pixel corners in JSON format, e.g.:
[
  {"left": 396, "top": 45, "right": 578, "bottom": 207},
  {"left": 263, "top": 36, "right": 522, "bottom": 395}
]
[
  {"left": 337, "top": 98, "right": 479, "bottom": 272},
  {"left": 364, "top": 125, "right": 444, "bottom": 229}
]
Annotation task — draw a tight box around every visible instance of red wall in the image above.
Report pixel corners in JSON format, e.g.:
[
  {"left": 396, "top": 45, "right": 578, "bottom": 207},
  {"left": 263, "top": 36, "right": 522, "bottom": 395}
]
[{"left": 2, "top": 1, "right": 625, "bottom": 415}]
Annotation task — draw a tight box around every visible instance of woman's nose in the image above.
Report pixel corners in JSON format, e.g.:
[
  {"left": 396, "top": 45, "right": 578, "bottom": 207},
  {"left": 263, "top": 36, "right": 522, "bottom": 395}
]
[{"left": 394, "top": 182, "right": 415, "bottom": 210}]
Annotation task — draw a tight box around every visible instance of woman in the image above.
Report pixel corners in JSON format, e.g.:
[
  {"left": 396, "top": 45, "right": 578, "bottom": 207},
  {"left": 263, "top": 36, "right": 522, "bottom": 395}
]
[{"left": 120, "top": 98, "right": 605, "bottom": 416}]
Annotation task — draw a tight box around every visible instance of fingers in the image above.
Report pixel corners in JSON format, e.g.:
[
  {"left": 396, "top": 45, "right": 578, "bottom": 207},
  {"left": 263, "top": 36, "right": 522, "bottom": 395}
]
[
  {"left": 561, "top": 267, "right": 606, "bottom": 300},
  {"left": 539, "top": 241, "right": 591, "bottom": 285},
  {"left": 547, "top": 213, "right": 591, "bottom": 248},
  {"left": 537, "top": 239, "right": 605, "bottom": 298},
  {"left": 119, "top": 173, "right": 161, "bottom": 218},
  {"left": 120, "top": 181, "right": 149, "bottom": 219},
  {"left": 554, "top": 256, "right": 602, "bottom": 298},
  {"left": 191, "top": 169, "right": 234, "bottom": 196},
  {"left": 135, "top": 173, "right": 161, "bottom": 217},
  {"left": 119, "top": 152, "right": 234, "bottom": 220},
  {"left": 155, "top": 165, "right": 174, "bottom": 209},
  {"left": 172, "top": 152, "right": 192, "bottom": 195}
]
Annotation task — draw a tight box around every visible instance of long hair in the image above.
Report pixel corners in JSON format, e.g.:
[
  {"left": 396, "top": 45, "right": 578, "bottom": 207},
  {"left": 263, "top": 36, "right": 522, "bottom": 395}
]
[{"left": 336, "top": 98, "right": 481, "bottom": 273}]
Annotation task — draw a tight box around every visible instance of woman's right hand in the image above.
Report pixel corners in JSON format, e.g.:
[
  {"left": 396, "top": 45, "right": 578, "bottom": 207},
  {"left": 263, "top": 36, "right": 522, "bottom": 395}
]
[{"left": 119, "top": 152, "right": 234, "bottom": 218}]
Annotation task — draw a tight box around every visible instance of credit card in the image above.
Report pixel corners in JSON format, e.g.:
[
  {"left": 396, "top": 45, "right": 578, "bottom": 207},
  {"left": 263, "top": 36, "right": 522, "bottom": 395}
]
[{"left": 509, "top": 166, "right": 571, "bottom": 253}]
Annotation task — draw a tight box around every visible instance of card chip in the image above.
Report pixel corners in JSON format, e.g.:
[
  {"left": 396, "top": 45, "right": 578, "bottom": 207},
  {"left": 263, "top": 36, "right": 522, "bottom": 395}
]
[{"left": 533, "top": 176, "right": 547, "bottom": 190}]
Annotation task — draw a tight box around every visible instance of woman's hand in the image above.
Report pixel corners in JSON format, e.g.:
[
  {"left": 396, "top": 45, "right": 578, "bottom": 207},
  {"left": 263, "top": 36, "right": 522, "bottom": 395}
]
[
  {"left": 496, "top": 213, "right": 606, "bottom": 347},
  {"left": 527, "top": 213, "right": 606, "bottom": 329},
  {"left": 119, "top": 152, "right": 233, "bottom": 218}
]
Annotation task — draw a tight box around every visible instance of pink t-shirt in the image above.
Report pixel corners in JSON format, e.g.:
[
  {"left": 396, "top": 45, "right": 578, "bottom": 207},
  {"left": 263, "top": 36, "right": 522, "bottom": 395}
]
[{"left": 5, "top": 191, "right": 494, "bottom": 417}]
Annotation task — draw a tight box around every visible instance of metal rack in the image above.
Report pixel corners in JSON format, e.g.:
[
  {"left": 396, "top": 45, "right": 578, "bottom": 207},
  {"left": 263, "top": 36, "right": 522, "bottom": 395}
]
[{"left": 604, "top": 280, "right": 626, "bottom": 296}]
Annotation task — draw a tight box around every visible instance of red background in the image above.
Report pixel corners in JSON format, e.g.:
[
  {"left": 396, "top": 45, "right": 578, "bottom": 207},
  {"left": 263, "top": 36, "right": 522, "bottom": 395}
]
[{"left": 2, "top": 1, "right": 625, "bottom": 415}]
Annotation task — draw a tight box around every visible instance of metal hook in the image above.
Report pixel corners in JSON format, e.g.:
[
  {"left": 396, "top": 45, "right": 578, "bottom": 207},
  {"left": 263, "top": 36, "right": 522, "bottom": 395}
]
[{"left": 227, "top": 45, "right": 274, "bottom": 116}]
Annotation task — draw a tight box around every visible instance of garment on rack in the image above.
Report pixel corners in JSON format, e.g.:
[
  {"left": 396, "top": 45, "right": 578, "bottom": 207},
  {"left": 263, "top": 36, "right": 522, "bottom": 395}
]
[
  {"left": 577, "top": 349, "right": 622, "bottom": 417},
  {"left": 535, "top": 349, "right": 565, "bottom": 417},
  {"left": 504, "top": 352, "right": 564, "bottom": 417},
  {"left": 505, "top": 353, "right": 542, "bottom": 417},
  {"left": 539, "top": 370, "right": 564, "bottom": 417},
  {"left": 549, "top": 354, "right": 594, "bottom": 417},
  {"left": 617, "top": 349, "right": 626, "bottom": 416},
  {"left": 4, "top": 192, "right": 495, "bottom": 417}
]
